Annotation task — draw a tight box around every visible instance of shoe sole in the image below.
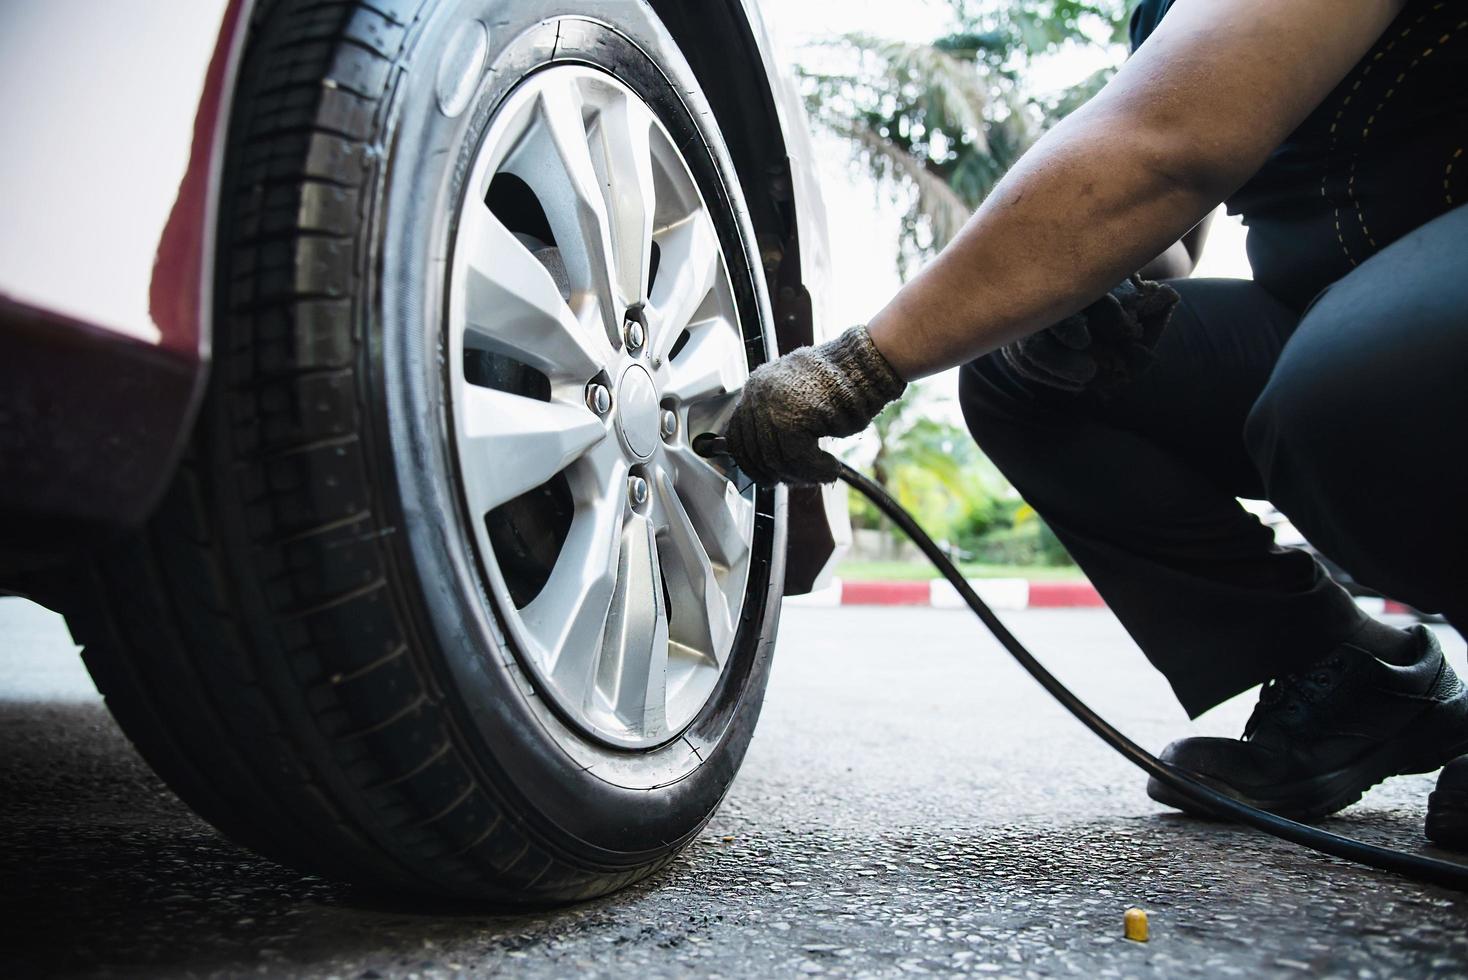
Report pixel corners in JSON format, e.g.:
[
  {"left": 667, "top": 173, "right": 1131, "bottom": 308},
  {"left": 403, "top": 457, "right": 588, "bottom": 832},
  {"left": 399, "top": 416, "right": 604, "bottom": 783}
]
[
  {"left": 1147, "top": 685, "right": 1468, "bottom": 823},
  {"left": 1426, "top": 788, "right": 1468, "bottom": 850}
]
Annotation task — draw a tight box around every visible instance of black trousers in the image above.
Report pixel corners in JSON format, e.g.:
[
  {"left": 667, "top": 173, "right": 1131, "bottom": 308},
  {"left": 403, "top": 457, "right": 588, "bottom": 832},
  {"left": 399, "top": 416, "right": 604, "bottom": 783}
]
[{"left": 959, "top": 204, "right": 1468, "bottom": 717}]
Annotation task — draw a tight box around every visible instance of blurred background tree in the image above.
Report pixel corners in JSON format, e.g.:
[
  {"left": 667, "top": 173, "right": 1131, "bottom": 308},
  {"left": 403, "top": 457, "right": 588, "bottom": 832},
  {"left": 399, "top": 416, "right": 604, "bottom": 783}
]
[
  {"left": 801, "top": 0, "right": 1129, "bottom": 277},
  {"left": 851, "top": 388, "right": 1013, "bottom": 558}
]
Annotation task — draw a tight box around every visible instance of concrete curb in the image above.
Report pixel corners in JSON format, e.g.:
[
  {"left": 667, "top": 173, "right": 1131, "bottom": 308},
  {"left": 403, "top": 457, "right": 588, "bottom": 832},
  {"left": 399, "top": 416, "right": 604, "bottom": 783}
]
[
  {"left": 784, "top": 578, "right": 1100, "bottom": 610},
  {"left": 786, "top": 581, "right": 1416, "bottom": 615}
]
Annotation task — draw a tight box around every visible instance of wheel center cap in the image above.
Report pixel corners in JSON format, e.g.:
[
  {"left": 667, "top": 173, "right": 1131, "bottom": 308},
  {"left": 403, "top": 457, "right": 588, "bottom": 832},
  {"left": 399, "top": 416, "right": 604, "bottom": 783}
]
[{"left": 617, "top": 364, "right": 660, "bottom": 460}]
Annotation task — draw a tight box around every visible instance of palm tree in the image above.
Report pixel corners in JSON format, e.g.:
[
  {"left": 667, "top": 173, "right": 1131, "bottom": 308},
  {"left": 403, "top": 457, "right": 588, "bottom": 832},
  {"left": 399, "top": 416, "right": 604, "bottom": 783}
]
[{"left": 800, "top": 0, "right": 1129, "bottom": 275}]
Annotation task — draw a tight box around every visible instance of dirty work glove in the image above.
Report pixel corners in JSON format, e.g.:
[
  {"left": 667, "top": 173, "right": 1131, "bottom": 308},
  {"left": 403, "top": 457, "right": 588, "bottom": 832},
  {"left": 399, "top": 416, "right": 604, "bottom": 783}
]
[
  {"left": 726, "top": 325, "right": 907, "bottom": 486},
  {"left": 999, "top": 275, "right": 1180, "bottom": 395}
]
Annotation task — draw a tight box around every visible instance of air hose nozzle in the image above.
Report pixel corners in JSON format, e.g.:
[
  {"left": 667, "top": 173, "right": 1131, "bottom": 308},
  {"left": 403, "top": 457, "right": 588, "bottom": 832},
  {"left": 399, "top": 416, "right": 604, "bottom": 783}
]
[{"left": 692, "top": 434, "right": 728, "bottom": 459}]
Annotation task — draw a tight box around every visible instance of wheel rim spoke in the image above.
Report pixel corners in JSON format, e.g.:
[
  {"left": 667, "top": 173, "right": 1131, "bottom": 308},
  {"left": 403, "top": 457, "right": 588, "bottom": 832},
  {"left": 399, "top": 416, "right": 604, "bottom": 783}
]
[
  {"left": 667, "top": 445, "right": 754, "bottom": 572},
  {"left": 662, "top": 315, "right": 747, "bottom": 404},
  {"left": 459, "top": 386, "right": 606, "bottom": 514},
  {"left": 526, "top": 468, "right": 628, "bottom": 678},
  {"left": 655, "top": 472, "right": 734, "bottom": 667},
  {"left": 594, "top": 513, "right": 671, "bottom": 739},
  {"left": 587, "top": 86, "right": 657, "bottom": 309},
  {"left": 458, "top": 203, "right": 611, "bottom": 380},
  {"left": 501, "top": 76, "right": 621, "bottom": 345},
  {"left": 649, "top": 211, "right": 721, "bottom": 362}
]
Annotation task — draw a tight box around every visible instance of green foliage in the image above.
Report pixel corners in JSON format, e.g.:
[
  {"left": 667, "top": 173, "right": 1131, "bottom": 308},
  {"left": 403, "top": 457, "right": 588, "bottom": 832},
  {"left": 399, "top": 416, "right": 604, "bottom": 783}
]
[
  {"left": 836, "top": 559, "right": 1085, "bottom": 582},
  {"left": 949, "top": 0, "right": 1131, "bottom": 55},
  {"left": 962, "top": 516, "right": 1075, "bottom": 566},
  {"left": 847, "top": 388, "right": 1013, "bottom": 546},
  {"left": 800, "top": 0, "right": 1129, "bottom": 274},
  {"left": 843, "top": 388, "right": 1078, "bottom": 568}
]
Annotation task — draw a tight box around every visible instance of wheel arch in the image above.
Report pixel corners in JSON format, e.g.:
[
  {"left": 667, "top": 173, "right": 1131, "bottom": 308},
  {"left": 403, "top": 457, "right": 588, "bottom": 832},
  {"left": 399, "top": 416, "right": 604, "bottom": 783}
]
[
  {"left": 647, "top": 0, "right": 847, "bottom": 595},
  {"left": 646, "top": 0, "right": 816, "bottom": 355}
]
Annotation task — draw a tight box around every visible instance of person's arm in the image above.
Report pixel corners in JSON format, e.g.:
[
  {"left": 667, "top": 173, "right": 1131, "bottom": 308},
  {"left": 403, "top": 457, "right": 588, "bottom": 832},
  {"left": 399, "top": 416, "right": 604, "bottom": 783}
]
[
  {"left": 1138, "top": 210, "right": 1214, "bottom": 280},
  {"left": 867, "top": 0, "right": 1406, "bottom": 380},
  {"left": 722, "top": 0, "right": 1406, "bottom": 485}
]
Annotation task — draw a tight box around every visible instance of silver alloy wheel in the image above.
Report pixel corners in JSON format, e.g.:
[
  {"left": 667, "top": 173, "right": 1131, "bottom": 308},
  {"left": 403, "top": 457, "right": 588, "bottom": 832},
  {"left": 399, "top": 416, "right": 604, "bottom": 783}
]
[{"left": 448, "top": 65, "right": 756, "bottom": 750}]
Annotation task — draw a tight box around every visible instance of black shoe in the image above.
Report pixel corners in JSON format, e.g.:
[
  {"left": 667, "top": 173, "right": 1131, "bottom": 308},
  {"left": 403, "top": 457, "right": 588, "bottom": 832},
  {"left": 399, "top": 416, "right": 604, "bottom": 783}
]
[
  {"left": 1147, "top": 626, "right": 1468, "bottom": 821},
  {"left": 1426, "top": 754, "right": 1468, "bottom": 850}
]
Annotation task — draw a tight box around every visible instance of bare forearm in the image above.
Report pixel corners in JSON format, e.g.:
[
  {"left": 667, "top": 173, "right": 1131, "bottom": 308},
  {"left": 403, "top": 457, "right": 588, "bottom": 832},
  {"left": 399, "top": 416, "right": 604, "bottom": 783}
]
[{"left": 868, "top": 111, "right": 1220, "bottom": 379}]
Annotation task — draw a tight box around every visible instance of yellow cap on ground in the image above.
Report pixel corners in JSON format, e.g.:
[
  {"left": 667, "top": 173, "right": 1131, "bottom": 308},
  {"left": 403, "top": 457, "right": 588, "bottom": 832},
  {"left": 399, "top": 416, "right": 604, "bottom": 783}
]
[{"left": 1124, "top": 907, "right": 1149, "bottom": 942}]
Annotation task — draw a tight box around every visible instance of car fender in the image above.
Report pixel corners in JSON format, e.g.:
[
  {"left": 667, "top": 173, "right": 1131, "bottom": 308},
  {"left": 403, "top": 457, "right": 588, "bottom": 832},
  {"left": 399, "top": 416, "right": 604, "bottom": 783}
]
[
  {"left": 731, "top": 0, "right": 851, "bottom": 594},
  {"left": 733, "top": 0, "right": 839, "bottom": 350},
  {"left": 647, "top": 0, "right": 850, "bottom": 593}
]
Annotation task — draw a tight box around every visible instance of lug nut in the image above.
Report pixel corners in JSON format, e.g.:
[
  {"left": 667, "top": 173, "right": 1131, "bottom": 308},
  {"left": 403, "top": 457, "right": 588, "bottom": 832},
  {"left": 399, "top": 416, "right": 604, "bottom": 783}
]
[
  {"left": 625, "top": 319, "right": 646, "bottom": 353},
  {"left": 660, "top": 409, "right": 679, "bottom": 439},
  {"left": 586, "top": 383, "right": 612, "bottom": 415},
  {"left": 629, "top": 475, "right": 649, "bottom": 506}
]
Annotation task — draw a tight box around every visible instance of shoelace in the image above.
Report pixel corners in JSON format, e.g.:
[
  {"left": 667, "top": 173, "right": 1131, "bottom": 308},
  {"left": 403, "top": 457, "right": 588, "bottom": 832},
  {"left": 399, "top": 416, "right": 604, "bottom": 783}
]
[{"left": 1243, "top": 654, "right": 1347, "bottom": 741}]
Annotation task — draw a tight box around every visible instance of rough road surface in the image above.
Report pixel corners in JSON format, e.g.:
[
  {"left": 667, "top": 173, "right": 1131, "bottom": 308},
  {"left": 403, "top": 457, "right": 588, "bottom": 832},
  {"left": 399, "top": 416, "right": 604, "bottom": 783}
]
[{"left": 3, "top": 598, "right": 1466, "bottom": 978}]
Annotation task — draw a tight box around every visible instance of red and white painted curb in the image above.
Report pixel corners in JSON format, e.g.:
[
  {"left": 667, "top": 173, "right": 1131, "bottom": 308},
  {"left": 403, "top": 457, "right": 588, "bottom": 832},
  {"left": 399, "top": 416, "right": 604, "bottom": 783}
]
[
  {"left": 785, "top": 578, "right": 1102, "bottom": 610},
  {"left": 787, "top": 580, "right": 1413, "bottom": 614}
]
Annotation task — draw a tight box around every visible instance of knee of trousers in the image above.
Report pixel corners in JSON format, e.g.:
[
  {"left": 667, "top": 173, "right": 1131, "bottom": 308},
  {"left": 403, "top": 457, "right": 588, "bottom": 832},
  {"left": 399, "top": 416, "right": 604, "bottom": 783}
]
[{"left": 1243, "top": 360, "right": 1355, "bottom": 499}]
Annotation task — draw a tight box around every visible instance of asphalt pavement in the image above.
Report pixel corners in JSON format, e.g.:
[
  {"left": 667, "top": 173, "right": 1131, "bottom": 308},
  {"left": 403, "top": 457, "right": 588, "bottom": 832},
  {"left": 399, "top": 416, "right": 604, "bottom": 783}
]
[{"left": 3, "top": 596, "right": 1467, "bottom": 978}]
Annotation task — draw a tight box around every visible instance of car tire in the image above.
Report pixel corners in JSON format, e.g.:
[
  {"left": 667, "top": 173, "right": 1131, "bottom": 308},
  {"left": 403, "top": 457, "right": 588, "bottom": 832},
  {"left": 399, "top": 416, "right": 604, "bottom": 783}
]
[{"left": 63, "top": 0, "right": 785, "bottom": 905}]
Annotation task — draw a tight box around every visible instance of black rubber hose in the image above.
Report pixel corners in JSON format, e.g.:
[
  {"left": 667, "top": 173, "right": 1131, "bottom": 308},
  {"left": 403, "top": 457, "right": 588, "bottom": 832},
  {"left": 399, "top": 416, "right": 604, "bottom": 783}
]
[{"left": 692, "top": 435, "right": 1468, "bottom": 891}]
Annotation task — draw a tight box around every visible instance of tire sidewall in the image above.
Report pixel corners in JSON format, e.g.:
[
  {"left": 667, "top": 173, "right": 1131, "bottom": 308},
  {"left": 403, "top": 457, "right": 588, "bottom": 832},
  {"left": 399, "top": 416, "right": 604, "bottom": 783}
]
[{"left": 372, "top": 1, "right": 786, "bottom": 863}]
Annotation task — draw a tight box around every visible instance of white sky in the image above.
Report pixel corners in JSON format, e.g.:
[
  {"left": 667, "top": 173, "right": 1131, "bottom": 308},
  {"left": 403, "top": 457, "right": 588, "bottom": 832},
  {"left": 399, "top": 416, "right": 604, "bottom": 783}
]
[
  {"left": 758, "top": 1, "right": 1253, "bottom": 412},
  {"left": 769, "top": 0, "right": 955, "bottom": 45}
]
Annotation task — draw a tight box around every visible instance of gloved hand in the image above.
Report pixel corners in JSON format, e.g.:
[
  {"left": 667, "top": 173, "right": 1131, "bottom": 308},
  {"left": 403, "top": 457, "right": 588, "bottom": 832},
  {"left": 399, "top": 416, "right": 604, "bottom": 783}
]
[
  {"left": 999, "top": 275, "right": 1180, "bottom": 395},
  {"left": 725, "top": 325, "right": 907, "bottom": 486}
]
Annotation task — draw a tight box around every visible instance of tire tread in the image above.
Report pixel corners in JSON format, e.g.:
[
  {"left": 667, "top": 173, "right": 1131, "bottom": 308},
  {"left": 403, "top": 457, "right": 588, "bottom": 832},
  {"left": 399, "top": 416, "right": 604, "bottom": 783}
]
[{"left": 65, "top": 0, "right": 666, "bottom": 904}]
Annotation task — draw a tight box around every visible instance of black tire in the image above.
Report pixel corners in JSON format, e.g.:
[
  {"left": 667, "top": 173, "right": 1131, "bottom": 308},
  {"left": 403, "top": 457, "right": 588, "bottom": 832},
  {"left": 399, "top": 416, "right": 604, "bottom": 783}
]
[{"left": 63, "top": 0, "right": 785, "bottom": 905}]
